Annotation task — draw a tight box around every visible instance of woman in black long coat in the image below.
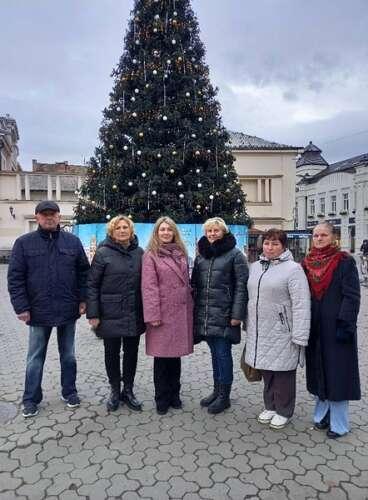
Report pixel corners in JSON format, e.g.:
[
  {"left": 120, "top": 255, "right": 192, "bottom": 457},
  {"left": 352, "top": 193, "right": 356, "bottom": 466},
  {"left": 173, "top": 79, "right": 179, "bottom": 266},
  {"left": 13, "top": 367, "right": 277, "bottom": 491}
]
[
  {"left": 303, "top": 222, "right": 361, "bottom": 438},
  {"left": 87, "top": 216, "right": 145, "bottom": 412}
]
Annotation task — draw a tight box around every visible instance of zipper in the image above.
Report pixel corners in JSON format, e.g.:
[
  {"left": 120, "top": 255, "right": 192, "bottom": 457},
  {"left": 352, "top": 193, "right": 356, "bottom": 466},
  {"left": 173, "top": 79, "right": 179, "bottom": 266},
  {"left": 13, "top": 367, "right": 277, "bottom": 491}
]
[
  {"left": 254, "top": 261, "right": 270, "bottom": 366},
  {"left": 283, "top": 305, "right": 291, "bottom": 332},
  {"left": 204, "top": 257, "right": 214, "bottom": 336}
]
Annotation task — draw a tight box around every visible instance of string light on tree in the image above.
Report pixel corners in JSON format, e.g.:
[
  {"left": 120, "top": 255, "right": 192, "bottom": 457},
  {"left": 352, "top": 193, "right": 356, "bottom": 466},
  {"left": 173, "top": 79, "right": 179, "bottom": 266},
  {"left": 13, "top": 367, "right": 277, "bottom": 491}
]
[{"left": 75, "top": 0, "right": 250, "bottom": 225}]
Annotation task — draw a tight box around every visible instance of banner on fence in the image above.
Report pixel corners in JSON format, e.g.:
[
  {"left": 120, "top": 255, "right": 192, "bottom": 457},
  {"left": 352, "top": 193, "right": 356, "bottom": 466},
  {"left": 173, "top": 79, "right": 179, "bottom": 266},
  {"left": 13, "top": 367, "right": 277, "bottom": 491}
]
[{"left": 73, "top": 223, "right": 248, "bottom": 264}]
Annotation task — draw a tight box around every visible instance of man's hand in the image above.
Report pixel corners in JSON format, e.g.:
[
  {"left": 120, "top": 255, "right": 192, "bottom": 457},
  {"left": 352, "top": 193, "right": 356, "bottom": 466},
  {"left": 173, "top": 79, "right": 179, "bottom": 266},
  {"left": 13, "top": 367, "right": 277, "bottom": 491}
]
[
  {"left": 89, "top": 318, "right": 100, "bottom": 328},
  {"left": 18, "top": 311, "right": 30, "bottom": 322},
  {"left": 79, "top": 302, "right": 87, "bottom": 315},
  {"left": 150, "top": 320, "right": 161, "bottom": 327},
  {"left": 230, "top": 319, "right": 241, "bottom": 326}
]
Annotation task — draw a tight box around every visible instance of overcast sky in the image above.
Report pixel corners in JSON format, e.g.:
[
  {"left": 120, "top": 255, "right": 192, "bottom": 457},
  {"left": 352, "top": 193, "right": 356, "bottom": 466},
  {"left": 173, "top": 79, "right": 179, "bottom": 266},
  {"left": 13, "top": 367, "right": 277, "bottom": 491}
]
[{"left": 1, "top": 0, "right": 367, "bottom": 170}]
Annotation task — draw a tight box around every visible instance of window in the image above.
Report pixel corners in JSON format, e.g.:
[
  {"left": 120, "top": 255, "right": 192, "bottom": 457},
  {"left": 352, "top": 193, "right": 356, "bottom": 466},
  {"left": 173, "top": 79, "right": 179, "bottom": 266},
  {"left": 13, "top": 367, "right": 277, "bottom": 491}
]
[
  {"left": 294, "top": 203, "right": 298, "bottom": 229},
  {"left": 330, "top": 195, "right": 336, "bottom": 213},
  {"left": 343, "top": 193, "right": 349, "bottom": 211},
  {"left": 309, "top": 199, "right": 315, "bottom": 216},
  {"left": 319, "top": 197, "right": 325, "bottom": 215},
  {"left": 0, "top": 150, "right": 6, "bottom": 171}
]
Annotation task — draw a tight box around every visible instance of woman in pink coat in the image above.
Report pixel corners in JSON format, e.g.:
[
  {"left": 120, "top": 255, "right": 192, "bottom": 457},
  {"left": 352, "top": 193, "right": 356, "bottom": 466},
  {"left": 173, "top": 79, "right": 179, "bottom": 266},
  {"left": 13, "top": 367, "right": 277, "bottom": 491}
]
[{"left": 142, "top": 216, "right": 193, "bottom": 415}]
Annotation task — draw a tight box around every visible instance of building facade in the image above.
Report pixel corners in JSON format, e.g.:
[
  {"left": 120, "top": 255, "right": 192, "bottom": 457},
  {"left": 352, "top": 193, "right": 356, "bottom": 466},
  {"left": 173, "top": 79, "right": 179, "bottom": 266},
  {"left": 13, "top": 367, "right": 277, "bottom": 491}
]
[
  {"left": 295, "top": 142, "right": 368, "bottom": 251},
  {"left": 229, "top": 132, "right": 301, "bottom": 231},
  {"left": 0, "top": 115, "right": 21, "bottom": 172},
  {"left": 0, "top": 160, "right": 87, "bottom": 258}
]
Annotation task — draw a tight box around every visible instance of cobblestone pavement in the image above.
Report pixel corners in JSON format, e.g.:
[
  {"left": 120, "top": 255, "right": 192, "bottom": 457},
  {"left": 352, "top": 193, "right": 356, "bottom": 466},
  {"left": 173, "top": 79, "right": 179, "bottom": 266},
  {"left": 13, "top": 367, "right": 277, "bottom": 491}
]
[{"left": 0, "top": 264, "right": 367, "bottom": 500}]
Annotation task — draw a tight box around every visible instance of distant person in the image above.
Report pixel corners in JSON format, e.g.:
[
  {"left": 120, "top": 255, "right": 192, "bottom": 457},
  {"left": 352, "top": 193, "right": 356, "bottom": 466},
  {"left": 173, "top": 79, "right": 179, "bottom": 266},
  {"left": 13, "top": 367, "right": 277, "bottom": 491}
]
[
  {"left": 192, "top": 217, "right": 248, "bottom": 414},
  {"left": 303, "top": 222, "right": 361, "bottom": 438},
  {"left": 87, "top": 216, "right": 145, "bottom": 412},
  {"left": 8, "top": 201, "right": 90, "bottom": 418},
  {"left": 245, "top": 229, "right": 311, "bottom": 429},
  {"left": 142, "top": 217, "right": 193, "bottom": 415},
  {"left": 360, "top": 239, "right": 368, "bottom": 256}
]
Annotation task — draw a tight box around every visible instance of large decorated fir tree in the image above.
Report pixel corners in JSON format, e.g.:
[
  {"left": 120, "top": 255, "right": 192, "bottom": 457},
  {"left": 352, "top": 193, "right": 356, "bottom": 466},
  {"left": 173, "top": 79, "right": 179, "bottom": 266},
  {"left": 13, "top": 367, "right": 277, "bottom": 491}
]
[{"left": 75, "top": 0, "right": 250, "bottom": 225}]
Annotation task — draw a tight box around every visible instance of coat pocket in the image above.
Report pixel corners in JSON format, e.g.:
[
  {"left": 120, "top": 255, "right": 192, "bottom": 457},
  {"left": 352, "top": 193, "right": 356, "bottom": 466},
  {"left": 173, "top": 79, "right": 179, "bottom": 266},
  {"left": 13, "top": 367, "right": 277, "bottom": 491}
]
[
  {"left": 59, "top": 247, "right": 77, "bottom": 269},
  {"left": 276, "top": 305, "right": 291, "bottom": 333},
  {"left": 100, "top": 294, "right": 124, "bottom": 319}
]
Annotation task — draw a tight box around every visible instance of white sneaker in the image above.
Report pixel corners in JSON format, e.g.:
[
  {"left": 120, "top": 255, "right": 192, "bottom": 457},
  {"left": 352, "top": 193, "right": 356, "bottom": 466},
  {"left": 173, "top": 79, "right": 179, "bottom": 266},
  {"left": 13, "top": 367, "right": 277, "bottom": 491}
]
[
  {"left": 269, "top": 414, "right": 290, "bottom": 429},
  {"left": 257, "top": 409, "right": 276, "bottom": 424}
]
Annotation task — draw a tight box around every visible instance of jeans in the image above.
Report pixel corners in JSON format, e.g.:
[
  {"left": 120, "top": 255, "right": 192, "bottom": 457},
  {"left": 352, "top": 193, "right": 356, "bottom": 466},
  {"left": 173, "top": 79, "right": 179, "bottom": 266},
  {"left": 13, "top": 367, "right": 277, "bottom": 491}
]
[
  {"left": 103, "top": 336, "right": 140, "bottom": 387},
  {"left": 314, "top": 398, "right": 350, "bottom": 435},
  {"left": 206, "top": 337, "right": 233, "bottom": 385},
  {"left": 23, "top": 323, "right": 77, "bottom": 404}
]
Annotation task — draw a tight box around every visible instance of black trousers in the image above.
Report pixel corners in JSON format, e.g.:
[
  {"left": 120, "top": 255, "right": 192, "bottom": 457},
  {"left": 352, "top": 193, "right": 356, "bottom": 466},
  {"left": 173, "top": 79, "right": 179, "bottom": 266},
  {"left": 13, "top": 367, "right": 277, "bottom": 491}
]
[
  {"left": 103, "top": 336, "right": 140, "bottom": 387},
  {"left": 153, "top": 357, "right": 181, "bottom": 409},
  {"left": 260, "top": 369, "right": 296, "bottom": 418}
]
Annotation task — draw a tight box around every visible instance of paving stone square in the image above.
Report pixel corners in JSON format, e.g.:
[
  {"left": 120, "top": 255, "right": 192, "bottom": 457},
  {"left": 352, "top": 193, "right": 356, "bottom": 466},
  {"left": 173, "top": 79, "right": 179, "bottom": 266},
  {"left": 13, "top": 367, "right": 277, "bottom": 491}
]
[{"left": 0, "top": 265, "right": 367, "bottom": 499}]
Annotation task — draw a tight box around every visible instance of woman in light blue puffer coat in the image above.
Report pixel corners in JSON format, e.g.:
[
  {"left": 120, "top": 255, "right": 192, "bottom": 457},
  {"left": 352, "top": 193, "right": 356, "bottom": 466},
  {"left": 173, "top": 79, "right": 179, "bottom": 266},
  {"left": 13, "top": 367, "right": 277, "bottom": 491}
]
[{"left": 245, "top": 229, "right": 311, "bottom": 429}]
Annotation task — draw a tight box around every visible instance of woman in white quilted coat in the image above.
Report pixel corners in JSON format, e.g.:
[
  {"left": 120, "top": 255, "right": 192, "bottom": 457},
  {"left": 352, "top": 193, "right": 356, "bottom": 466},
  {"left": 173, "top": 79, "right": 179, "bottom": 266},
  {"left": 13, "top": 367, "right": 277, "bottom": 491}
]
[{"left": 245, "top": 229, "right": 311, "bottom": 429}]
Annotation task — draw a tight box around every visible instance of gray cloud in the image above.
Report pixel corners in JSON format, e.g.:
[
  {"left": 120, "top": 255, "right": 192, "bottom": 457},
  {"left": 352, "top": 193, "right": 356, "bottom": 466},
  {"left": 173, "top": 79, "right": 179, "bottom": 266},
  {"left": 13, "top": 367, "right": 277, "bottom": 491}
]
[{"left": 1, "top": 0, "right": 367, "bottom": 168}]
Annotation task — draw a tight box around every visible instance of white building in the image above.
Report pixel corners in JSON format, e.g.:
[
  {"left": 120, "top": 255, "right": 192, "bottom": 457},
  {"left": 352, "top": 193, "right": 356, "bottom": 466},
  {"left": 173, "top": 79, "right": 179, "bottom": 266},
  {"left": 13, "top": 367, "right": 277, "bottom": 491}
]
[
  {"left": 0, "top": 158, "right": 86, "bottom": 258},
  {"left": 229, "top": 131, "right": 301, "bottom": 232},
  {"left": 296, "top": 142, "right": 368, "bottom": 251}
]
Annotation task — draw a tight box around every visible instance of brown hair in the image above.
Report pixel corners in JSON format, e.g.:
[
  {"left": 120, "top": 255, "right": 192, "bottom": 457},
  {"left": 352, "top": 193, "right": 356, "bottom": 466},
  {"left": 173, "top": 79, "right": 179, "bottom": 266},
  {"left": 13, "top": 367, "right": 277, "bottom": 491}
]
[
  {"left": 262, "top": 228, "right": 287, "bottom": 248},
  {"left": 147, "top": 216, "right": 188, "bottom": 256},
  {"left": 107, "top": 215, "right": 135, "bottom": 240}
]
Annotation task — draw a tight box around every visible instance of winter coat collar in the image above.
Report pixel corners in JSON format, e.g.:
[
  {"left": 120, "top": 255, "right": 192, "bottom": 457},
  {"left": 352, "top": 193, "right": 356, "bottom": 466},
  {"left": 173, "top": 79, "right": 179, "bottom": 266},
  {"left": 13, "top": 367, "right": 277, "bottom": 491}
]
[
  {"left": 100, "top": 235, "right": 139, "bottom": 254},
  {"left": 156, "top": 244, "right": 187, "bottom": 285},
  {"left": 37, "top": 225, "right": 60, "bottom": 240},
  {"left": 259, "top": 249, "right": 294, "bottom": 265},
  {"left": 198, "top": 232, "right": 237, "bottom": 259}
]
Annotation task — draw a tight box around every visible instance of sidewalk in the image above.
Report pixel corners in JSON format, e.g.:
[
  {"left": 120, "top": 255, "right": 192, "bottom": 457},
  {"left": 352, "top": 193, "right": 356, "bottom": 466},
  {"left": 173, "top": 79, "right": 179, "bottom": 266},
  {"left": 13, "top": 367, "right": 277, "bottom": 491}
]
[{"left": 0, "top": 265, "right": 367, "bottom": 500}]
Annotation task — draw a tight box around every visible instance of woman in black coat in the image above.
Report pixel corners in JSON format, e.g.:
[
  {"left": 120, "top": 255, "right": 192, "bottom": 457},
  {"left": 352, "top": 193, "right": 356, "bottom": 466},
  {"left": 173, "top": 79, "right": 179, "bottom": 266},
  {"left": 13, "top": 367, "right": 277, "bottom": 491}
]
[
  {"left": 303, "top": 222, "right": 361, "bottom": 438},
  {"left": 192, "top": 217, "right": 248, "bottom": 414},
  {"left": 87, "top": 215, "right": 145, "bottom": 412}
]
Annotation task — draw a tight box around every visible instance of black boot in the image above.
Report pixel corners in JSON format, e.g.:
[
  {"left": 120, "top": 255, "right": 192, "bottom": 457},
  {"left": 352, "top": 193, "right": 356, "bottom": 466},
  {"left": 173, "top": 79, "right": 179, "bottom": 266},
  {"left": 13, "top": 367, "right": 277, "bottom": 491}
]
[
  {"left": 314, "top": 410, "right": 330, "bottom": 430},
  {"left": 106, "top": 383, "right": 120, "bottom": 412},
  {"left": 208, "top": 383, "right": 231, "bottom": 414},
  {"left": 170, "top": 393, "right": 182, "bottom": 409},
  {"left": 121, "top": 385, "right": 142, "bottom": 412},
  {"left": 200, "top": 382, "right": 219, "bottom": 407}
]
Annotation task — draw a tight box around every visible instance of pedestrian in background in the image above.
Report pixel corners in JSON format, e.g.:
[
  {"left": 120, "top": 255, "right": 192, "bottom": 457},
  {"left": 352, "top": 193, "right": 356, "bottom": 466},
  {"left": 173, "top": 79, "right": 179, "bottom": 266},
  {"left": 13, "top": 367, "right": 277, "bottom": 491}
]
[
  {"left": 192, "top": 217, "right": 248, "bottom": 414},
  {"left": 8, "top": 201, "right": 90, "bottom": 418},
  {"left": 142, "top": 216, "right": 193, "bottom": 415},
  {"left": 303, "top": 222, "right": 361, "bottom": 438},
  {"left": 245, "top": 229, "right": 311, "bottom": 429},
  {"left": 87, "top": 215, "right": 145, "bottom": 412}
]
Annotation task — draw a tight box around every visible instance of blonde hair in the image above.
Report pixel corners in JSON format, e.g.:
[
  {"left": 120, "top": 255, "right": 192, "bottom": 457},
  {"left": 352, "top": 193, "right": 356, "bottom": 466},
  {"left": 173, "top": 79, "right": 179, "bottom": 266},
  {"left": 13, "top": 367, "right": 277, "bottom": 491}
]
[
  {"left": 203, "top": 217, "right": 229, "bottom": 234},
  {"left": 147, "top": 216, "right": 188, "bottom": 256},
  {"left": 107, "top": 215, "right": 135, "bottom": 240}
]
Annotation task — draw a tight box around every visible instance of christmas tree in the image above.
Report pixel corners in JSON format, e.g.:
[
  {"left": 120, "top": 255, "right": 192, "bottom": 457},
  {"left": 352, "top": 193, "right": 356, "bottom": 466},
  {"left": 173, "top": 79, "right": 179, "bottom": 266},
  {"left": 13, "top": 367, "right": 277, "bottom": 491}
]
[{"left": 75, "top": 0, "right": 250, "bottom": 225}]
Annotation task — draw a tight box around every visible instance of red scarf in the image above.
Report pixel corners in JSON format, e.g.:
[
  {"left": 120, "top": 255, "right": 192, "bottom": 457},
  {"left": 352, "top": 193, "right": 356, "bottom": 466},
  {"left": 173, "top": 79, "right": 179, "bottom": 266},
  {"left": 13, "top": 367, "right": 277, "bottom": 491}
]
[{"left": 303, "top": 244, "right": 347, "bottom": 300}]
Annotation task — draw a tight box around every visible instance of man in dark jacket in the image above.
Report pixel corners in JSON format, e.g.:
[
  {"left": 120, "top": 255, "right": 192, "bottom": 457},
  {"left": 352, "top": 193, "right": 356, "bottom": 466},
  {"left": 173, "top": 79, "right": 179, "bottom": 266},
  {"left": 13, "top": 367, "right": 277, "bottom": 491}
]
[{"left": 8, "top": 201, "right": 90, "bottom": 418}]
